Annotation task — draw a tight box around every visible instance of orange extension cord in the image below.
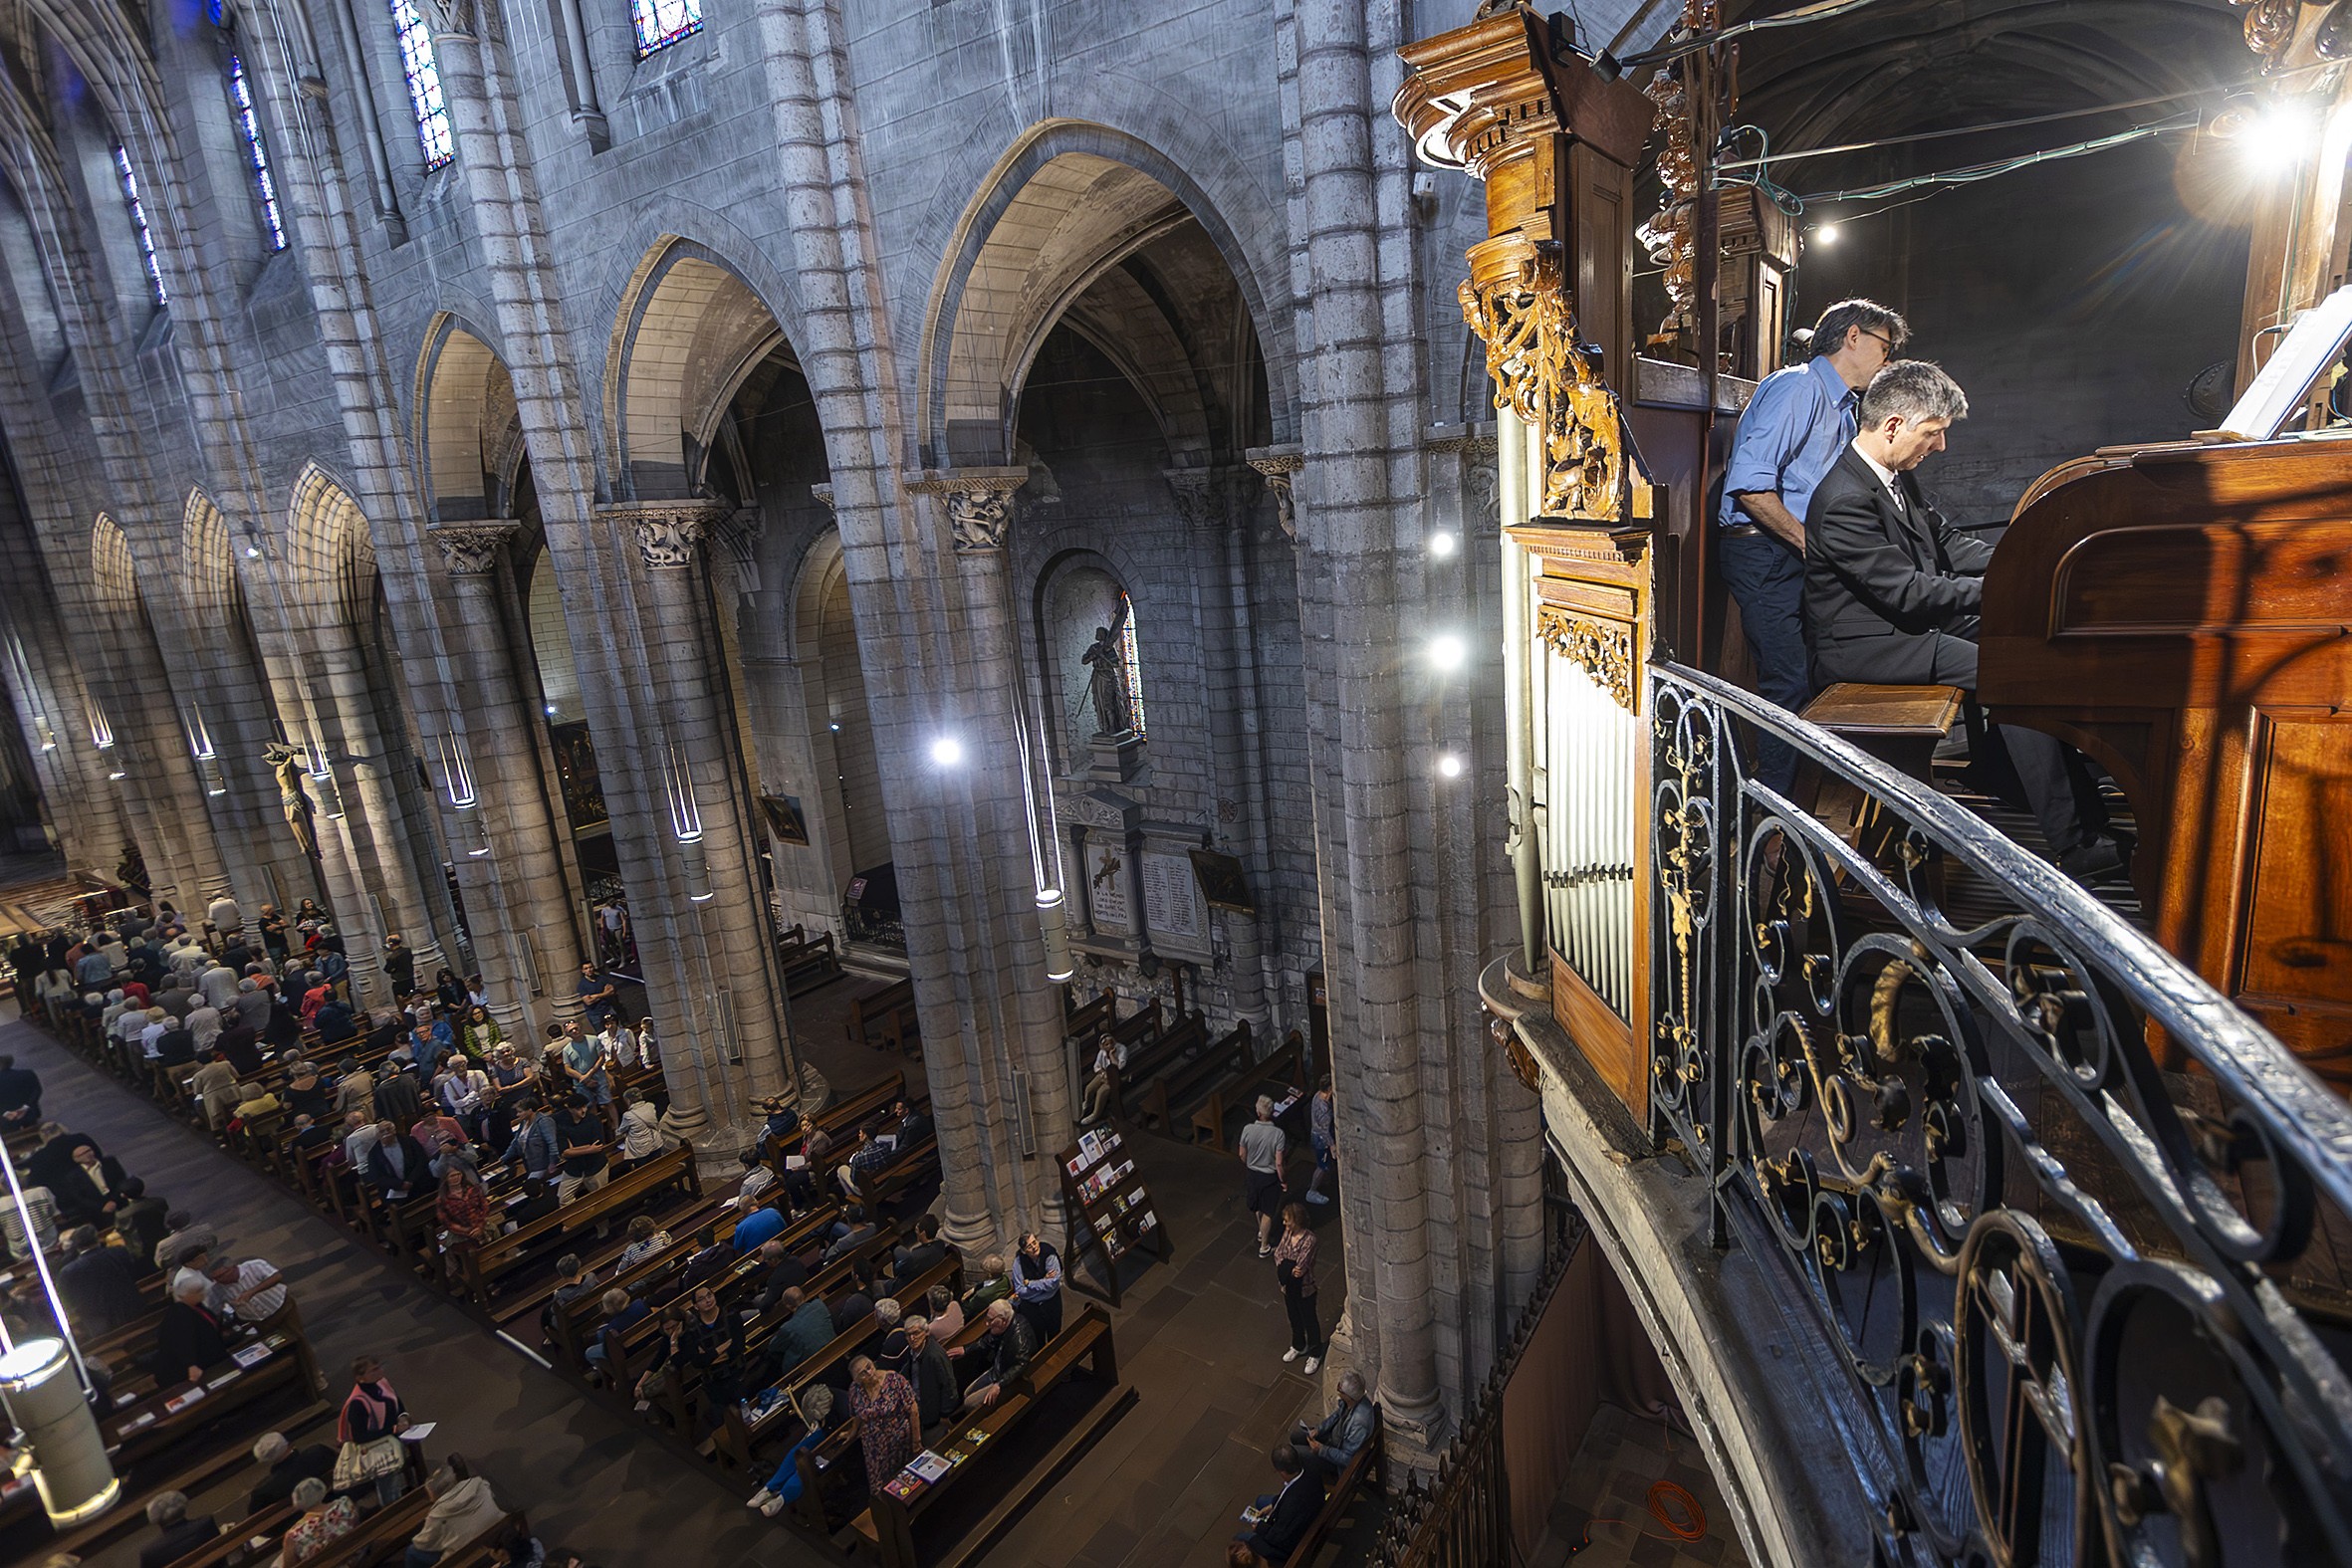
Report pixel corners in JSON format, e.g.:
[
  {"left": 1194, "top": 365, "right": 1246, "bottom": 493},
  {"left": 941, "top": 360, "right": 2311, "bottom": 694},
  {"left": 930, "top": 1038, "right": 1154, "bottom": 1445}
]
[{"left": 1579, "top": 1478, "right": 1709, "bottom": 1552}]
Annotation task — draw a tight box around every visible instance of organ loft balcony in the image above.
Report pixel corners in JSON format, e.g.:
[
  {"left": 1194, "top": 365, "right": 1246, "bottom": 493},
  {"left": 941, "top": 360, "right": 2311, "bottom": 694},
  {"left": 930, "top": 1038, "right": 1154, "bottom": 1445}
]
[{"left": 1400, "top": 4, "right": 2352, "bottom": 1566}]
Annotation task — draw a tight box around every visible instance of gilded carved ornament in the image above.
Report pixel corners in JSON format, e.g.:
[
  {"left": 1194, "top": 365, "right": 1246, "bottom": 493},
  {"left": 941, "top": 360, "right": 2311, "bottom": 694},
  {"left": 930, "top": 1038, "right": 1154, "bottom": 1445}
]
[
  {"left": 1459, "top": 237, "right": 1626, "bottom": 522},
  {"left": 1535, "top": 604, "right": 1635, "bottom": 711}
]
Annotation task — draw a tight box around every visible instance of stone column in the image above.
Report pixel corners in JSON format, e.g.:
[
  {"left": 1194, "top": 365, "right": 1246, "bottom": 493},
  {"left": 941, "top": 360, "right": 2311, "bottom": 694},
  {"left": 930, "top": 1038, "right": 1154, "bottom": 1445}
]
[
  {"left": 595, "top": 501, "right": 800, "bottom": 1145},
  {"left": 900, "top": 471, "right": 1074, "bottom": 1246},
  {"left": 428, "top": 521, "right": 577, "bottom": 1033}
]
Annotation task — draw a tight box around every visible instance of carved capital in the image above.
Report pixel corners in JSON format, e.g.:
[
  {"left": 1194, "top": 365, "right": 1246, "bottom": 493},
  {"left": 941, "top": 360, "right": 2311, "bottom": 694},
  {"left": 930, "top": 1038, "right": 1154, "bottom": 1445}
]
[
  {"left": 596, "top": 501, "right": 727, "bottom": 570},
  {"left": 420, "top": 0, "right": 477, "bottom": 36},
  {"left": 1535, "top": 605, "right": 1635, "bottom": 711},
  {"left": 810, "top": 483, "right": 836, "bottom": 514},
  {"left": 1162, "top": 468, "right": 1225, "bottom": 530},
  {"left": 1245, "top": 445, "right": 1303, "bottom": 544},
  {"left": 428, "top": 520, "right": 521, "bottom": 576},
  {"left": 905, "top": 468, "right": 1027, "bottom": 554}
]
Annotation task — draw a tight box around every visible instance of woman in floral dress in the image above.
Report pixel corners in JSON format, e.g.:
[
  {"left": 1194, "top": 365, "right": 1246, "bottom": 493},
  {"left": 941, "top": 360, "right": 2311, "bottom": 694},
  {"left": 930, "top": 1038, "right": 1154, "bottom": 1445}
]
[{"left": 846, "top": 1354, "right": 921, "bottom": 1493}]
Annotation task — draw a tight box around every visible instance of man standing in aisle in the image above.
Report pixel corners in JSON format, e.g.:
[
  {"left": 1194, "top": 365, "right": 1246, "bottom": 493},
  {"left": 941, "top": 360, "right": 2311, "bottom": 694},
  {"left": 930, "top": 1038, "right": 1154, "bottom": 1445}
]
[{"left": 1718, "top": 298, "right": 1908, "bottom": 791}]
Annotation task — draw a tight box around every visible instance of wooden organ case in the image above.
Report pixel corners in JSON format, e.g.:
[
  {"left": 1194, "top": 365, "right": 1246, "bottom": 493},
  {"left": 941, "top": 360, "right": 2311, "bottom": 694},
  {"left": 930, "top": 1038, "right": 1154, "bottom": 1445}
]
[
  {"left": 1397, "top": 8, "right": 1664, "bottom": 1117},
  {"left": 1980, "top": 434, "right": 2352, "bottom": 1087}
]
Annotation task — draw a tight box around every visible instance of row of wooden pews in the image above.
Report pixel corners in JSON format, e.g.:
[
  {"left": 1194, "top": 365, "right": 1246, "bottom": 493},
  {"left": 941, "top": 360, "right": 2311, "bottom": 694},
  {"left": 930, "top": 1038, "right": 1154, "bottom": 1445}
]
[{"left": 1073, "top": 991, "right": 1318, "bottom": 1152}]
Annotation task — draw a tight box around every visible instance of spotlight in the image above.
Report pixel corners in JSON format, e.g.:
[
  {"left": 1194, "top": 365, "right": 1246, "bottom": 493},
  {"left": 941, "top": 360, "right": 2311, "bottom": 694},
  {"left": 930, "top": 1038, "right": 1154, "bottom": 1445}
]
[
  {"left": 1429, "top": 532, "right": 1458, "bottom": 559},
  {"left": 544, "top": 703, "right": 558, "bottom": 716},
  {"left": 1428, "top": 633, "right": 1468, "bottom": 672},
  {"left": 243, "top": 545, "right": 262, "bottom": 560},
  {"left": 930, "top": 736, "right": 964, "bottom": 767},
  {"left": 1813, "top": 222, "right": 1840, "bottom": 248},
  {"left": 828, "top": 723, "right": 841, "bottom": 733},
  {"left": 1437, "top": 753, "right": 1464, "bottom": 779}
]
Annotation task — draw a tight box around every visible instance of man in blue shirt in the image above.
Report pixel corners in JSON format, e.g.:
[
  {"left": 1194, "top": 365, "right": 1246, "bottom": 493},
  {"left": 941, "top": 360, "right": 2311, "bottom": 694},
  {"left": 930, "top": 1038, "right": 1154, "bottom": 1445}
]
[{"left": 1718, "top": 299, "right": 1907, "bottom": 789}]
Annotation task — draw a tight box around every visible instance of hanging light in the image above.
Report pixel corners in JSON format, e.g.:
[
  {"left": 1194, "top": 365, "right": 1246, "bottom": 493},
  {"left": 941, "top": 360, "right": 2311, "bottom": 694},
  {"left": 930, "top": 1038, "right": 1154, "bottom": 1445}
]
[
  {"left": 432, "top": 734, "right": 490, "bottom": 858},
  {"left": 0, "top": 1146, "right": 117, "bottom": 1525},
  {"left": 664, "top": 745, "right": 714, "bottom": 903},
  {"left": 184, "top": 707, "right": 228, "bottom": 796},
  {"left": 1036, "top": 887, "right": 1074, "bottom": 983}
]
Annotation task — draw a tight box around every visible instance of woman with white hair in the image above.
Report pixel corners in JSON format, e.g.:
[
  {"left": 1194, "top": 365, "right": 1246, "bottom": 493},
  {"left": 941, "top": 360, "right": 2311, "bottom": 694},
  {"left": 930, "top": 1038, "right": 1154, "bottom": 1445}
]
[
  {"left": 279, "top": 1478, "right": 358, "bottom": 1566},
  {"left": 744, "top": 1384, "right": 833, "bottom": 1517}
]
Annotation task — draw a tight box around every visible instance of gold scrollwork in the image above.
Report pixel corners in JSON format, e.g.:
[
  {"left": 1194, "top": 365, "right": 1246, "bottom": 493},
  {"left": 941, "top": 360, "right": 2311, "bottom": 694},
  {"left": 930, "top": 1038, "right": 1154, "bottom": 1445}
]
[
  {"left": 1459, "top": 238, "right": 1625, "bottom": 523},
  {"left": 1536, "top": 606, "right": 1634, "bottom": 710}
]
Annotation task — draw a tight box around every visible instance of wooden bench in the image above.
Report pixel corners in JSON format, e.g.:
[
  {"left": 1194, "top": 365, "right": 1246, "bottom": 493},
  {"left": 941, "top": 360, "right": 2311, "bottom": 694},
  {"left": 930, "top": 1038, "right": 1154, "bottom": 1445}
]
[
  {"left": 1105, "top": 1013, "right": 1205, "bottom": 1122},
  {"left": 34, "top": 1401, "right": 335, "bottom": 1563},
  {"left": 847, "top": 979, "right": 920, "bottom": 1055},
  {"left": 778, "top": 924, "right": 845, "bottom": 997},
  {"left": 459, "top": 1144, "right": 698, "bottom": 1301},
  {"left": 1799, "top": 682, "right": 1965, "bottom": 869},
  {"left": 1288, "top": 1404, "right": 1384, "bottom": 1567},
  {"left": 1139, "top": 1021, "right": 1253, "bottom": 1139},
  {"left": 1189, "top": 1027, "right": 1309, "bottom": 1148},
  {"left": 1063, "top": 991, "right": 1113, "bottom": 1041},
  {"left": 848, "top": 1303, "right": 1132, "bottom": 1568}
]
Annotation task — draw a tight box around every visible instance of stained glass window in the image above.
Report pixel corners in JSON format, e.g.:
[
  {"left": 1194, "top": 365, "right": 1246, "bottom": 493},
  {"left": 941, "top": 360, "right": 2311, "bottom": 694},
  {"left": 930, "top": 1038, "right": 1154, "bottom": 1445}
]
[
  {"left": 113, "top": 145, "right": 166, "bottom": 306},
  {"left": 388, "top": 0, "right": 454, "bottom": 170},
  {"left": 1119, "top": 593, "right": 1148, "bottom": 738},
  {"left": 631, "top": 0, "right": 702, "bottom": 56},
  {"left": 225, "top": 55, "right": 286, "bottom": 251}
]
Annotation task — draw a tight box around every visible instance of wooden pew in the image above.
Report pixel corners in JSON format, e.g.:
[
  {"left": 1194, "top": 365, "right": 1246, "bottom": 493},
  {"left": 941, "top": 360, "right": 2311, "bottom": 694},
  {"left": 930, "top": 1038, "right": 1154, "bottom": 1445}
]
[
  {"left": 1063, "top": 991, "right": 1113, "bottom": 1042},
  {"left": 1139, "top": 1021, "right": 1253, "bottom": 1139},
  {"left": 1105, "top": 1013, "right": 1205, "bottom": 1122},
  {"left": 458, "top": 1144, "right": 698, "bottom": 1302},
  {"left": 778, "top": 924, "right": 845, "bottom": 997},
  {"left": 809, "top": 1071, "right": 910, "bottom": 1146},
  {"left": 1189, "top": 1028, "right": 1309, "bottom": 1148},
  {"left": 32, "top": 1401, "right": 335, "bottom": 1564},
  {"left": 846, "top": 980, "right": 919, "bottom": 1055},
  {"left": 1106, "top": 999, "right": 1163, "bottom": 1056},
  {"left": 1288, "top": 1406, "right": 1384, "bottom": 1568},
  {"left": 848, "top": 1304, "right": 1131, "bottom": 1568}
]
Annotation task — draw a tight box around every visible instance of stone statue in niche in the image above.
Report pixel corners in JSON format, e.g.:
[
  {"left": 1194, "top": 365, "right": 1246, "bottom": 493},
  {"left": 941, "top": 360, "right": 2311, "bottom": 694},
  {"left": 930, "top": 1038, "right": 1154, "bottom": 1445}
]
[
  {"left": 1078, "top": 612, "right": 1135, "bottom": 739},
  {"left": 264, "top": 742, "right": 320, "bottom": 860}
]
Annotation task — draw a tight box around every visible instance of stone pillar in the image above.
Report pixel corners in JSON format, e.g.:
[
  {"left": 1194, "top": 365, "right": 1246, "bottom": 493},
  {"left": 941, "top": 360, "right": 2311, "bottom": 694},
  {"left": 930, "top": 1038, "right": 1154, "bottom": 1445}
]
[
  {"left": 427, "top": 521, "right": 577, "bottom": 1033},
  {"left": 900, "top": 471, "right": 1074, "bottom": 1247},
  {"left": 595, "top": 502, "right": 800, "bottom": 1145}
]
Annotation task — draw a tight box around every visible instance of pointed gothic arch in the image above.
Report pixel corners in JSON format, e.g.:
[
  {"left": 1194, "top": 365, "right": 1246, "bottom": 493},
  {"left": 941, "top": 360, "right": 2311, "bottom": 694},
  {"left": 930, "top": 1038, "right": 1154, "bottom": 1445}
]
[{"left": 603, "top": 237, "right": 797, "bottom": 500}]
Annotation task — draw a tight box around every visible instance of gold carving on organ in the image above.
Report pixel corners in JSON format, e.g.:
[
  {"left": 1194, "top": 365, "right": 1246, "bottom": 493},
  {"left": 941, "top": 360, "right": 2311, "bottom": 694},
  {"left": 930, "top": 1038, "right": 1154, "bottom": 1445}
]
[
  {"left": 1534, "top": 605, "right": 1634, "bottom": 711},
  {"left": 1459, "top": 236, "right": 1626, "bottom": 522}
]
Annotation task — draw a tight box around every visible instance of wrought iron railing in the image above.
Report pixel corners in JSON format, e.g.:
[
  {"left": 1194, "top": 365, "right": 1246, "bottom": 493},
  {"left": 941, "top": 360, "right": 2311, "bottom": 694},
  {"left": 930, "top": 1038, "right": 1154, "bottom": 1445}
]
[{"left": 1648, "top": 661, "right": 2352, "bottom": 1567}]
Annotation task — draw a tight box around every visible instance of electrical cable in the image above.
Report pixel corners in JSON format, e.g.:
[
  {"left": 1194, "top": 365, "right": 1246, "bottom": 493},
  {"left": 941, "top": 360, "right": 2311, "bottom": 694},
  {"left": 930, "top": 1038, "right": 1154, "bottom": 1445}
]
[
  {"left": 1716, "top": 87, "right": 2231, "bottom": 172},
  {"left": 1620, "top": 0, "right": 1897, "bottom": 68},
  {"left": 1579, "top": 1479, "right": 1710, "bottom": 1551},
  {"left": 1795, "top": 112, "right": 2200, "bottom": 207}
]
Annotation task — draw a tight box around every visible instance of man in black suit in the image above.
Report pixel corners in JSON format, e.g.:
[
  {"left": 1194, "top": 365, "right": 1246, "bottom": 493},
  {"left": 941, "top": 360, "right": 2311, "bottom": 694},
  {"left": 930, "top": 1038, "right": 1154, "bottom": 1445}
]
[
  {"left": 1804, "top": 359, "right": 2121, "bottom": 878},
  {"left": 1241, "top": 1444, "right": 1325, "bottom": 1565}
]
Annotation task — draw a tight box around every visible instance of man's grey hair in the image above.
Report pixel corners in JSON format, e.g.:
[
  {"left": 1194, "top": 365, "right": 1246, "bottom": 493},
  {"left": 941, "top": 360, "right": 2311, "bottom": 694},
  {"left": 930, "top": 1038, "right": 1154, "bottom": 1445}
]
[
  {"left": 253, "top": 1432, "right": 290, "bottom": 1463},
  {"left": 1859, "top": 360, "right": 1968, "bottom": 429},
  {"left": 874, "top": 1297, "right": 903, "bottom": 1326},
  {"left": 146, "top": 1491, "right": 189, "bottom": 1525},
  {"left": 1338, "top": 1370, "right": 1368, "bottom": 1400},
  {"left": 1808, "top": 299, "right": 1909, "bottom": 359}
]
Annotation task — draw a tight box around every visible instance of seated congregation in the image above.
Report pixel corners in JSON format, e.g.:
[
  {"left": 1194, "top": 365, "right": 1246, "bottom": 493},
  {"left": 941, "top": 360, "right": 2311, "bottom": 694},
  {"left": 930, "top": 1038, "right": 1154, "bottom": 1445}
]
[{"left": 2, "top": 899, "right": 1369, "bottom": 1568}]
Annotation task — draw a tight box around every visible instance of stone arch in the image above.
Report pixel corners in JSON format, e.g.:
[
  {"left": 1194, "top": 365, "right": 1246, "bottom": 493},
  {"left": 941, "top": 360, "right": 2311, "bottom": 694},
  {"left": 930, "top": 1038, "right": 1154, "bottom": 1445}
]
[
  {"left": 917, "top": 119, "right": 1291, "bottom": 467},
  {"left": 603, "top": 237, "right": 796, "bottom": 501},
  {"left": 287, "top": 462, "right": 379, "bottom": 630},
  {"left": 181, "top": 489, "right": 238, "bottom": 624},
  {"left": 90, "top": 511, "right": 138, "bottom": 613},
  {"left": 416, "top": 316, "right": 513, "bottom": 525}
]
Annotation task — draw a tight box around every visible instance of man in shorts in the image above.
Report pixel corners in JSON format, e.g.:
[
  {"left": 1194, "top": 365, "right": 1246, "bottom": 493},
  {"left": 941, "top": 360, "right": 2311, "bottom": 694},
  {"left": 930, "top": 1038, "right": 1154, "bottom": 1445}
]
[{"left": 1238, "top": 1095, "right": 1288, "bottom": 1257}]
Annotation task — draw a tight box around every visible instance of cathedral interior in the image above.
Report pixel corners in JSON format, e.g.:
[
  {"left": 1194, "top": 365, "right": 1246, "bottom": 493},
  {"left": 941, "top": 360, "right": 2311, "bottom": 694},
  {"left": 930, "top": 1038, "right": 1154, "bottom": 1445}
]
[{"left": 0, "top": 1, "right": 2345, "bottom": 1566}]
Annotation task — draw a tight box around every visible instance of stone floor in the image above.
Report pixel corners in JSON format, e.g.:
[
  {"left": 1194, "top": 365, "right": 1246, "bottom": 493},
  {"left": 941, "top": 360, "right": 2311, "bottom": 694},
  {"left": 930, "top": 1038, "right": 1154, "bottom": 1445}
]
[
  {"left": 1525, "top": 1405, "right": 1750, "bottom": 1568},
  {"left": 9, "top": 959, "right": 1335, "bottom": 1568}
]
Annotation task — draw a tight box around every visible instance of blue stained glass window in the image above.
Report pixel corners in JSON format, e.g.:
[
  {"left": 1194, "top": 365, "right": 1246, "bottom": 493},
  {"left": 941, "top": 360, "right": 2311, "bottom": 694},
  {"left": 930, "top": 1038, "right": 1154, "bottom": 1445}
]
[
  {"left": 225, "top": 55, "right": 287, "bottom": 251},
  {"left": 113, "top": 144, "right": 166, "bottom": 306},
  {"left": 631, "top": 0, "right": 701, "bottom": 56},
  {"left": 388, "top": 0, "right": 454, "bottom": 170}
]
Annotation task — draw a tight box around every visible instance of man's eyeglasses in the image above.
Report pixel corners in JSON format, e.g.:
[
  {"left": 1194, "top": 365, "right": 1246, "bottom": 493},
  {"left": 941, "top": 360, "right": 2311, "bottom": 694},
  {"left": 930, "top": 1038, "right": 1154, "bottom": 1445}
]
[{"left": 1860, "top": 329, "right": 1898, "bottom": 353}]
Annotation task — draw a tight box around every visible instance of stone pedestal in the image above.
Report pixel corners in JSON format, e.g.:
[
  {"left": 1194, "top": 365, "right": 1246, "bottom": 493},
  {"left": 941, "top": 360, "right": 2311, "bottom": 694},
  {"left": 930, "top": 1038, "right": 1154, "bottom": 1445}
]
[{"left": 1086, "top": 733, "right": 1147, "bottom": 785}]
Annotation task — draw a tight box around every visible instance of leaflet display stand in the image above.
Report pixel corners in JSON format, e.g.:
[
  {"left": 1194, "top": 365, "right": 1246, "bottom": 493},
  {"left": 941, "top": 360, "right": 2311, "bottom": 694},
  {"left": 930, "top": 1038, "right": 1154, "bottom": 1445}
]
[{"left": 1058, "top": 1126, "right": 1173, "bottom": 1306}]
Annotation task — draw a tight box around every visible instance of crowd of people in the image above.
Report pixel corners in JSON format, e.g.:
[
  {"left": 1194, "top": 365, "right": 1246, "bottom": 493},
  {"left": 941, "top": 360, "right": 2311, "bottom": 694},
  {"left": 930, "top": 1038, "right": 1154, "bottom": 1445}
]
[{"left": 6, "top": 892, "right": 1371, "bottom": 1566}]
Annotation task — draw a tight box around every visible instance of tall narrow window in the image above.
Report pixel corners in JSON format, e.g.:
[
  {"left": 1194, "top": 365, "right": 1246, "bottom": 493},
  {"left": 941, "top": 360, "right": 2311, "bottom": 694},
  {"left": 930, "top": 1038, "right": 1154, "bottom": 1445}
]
[
  {"left": 387, "top": 0, "right": 453, "bottom": 170},
  {"left": 1118, "top": 593, "right": 1148, "bottom": 739},
  {"left": 225, "top": 54, "right": 287, "bottom": 251},
  {"left": 631, "top": 0, "right": 701, "bottom": 55},
  {"left": 113, "top": 145, "right": 166, "bottom": 306}
]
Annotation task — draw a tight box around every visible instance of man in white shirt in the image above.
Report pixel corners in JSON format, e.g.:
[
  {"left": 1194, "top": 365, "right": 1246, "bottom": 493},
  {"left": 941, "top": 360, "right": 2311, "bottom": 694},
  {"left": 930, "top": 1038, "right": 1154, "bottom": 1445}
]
[
  {"left": 199, "top": 961, "right": 239, "bottom": 1011},
  {"left": 186, "top": 1002, "right": 224, "bottom": 1053},
  {"left": 206, "top": 1257, "right": 287, "bottom": 1324},
  {"left": 138, "top": 1008, "right": 170, "bottom": 1060}
]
